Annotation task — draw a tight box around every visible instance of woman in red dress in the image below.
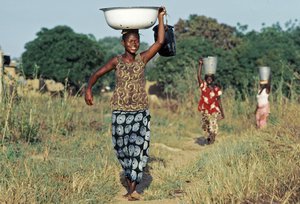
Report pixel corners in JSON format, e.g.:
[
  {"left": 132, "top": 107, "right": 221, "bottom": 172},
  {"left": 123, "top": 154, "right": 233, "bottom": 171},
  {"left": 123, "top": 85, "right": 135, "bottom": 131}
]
[{"left": 197, "top": 58, "right": 225, "bottom": 144}]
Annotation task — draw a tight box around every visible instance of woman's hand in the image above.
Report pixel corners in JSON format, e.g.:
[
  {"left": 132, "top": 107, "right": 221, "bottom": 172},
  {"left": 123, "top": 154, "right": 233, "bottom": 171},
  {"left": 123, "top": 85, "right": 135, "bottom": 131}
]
[
  {"left": 199, "top": 58, "right": 203, "bottom": 66},
  {"left": 197, "top": 57, "right": 204, "bottom": 85},
  {"left": 218, "top": 113, "right": 225, "bottom": 120},
  {"left": 158, "top": 6, "right": 166, "bottom": 16},
  {"left": 85, "top": 88, "right": 94, "bottom": 106}
]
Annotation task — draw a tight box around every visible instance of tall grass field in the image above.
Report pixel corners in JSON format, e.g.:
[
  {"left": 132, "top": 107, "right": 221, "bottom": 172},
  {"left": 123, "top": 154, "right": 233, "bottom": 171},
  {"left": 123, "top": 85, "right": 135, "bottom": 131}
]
[{"left": 0, "top": 89, "right": 299, "bottom": 203}]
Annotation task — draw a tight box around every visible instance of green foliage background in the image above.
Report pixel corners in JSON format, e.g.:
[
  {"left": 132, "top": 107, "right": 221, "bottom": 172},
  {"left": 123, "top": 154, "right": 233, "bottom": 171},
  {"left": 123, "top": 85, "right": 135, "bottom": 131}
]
[
  {"left": 148, "top": 16, "right": 300, "bottom": 99},
  {"left": 21, "top": 26, "right": 104, "bottom": 89},
  {"left": 20, "top": 16, "right": 300, "bottom": 98}
]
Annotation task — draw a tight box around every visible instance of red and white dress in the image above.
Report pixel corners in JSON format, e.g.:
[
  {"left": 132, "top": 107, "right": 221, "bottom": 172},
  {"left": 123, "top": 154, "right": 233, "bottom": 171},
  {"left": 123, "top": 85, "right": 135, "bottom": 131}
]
[
  {"left": 198, "top": 81, "right": 222, "bottom": 114},
  {"left": 198, "top": 81, "right": 222, "bottom": 134}
]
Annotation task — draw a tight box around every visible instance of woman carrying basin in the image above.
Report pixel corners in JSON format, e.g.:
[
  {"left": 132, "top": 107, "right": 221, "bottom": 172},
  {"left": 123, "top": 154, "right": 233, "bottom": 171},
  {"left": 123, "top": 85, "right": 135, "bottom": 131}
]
[
  {"left": 197, "top": 56, "right": 225, "bottom": 144},
  {"left": 85, "top": 6, "right": 166, "bottom": 201},
  {"left": 255, "top": 66, "right": 271, "bottom": 129}
]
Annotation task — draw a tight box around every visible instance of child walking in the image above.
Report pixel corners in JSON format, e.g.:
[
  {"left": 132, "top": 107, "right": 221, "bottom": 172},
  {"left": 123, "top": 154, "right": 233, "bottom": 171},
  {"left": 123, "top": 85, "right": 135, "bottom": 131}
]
[
  {"left": 85, "top": 7, "right": 166, "bottom": 201},
  {"left": 197, "top": 58, "right": 224, "bottom": 144}
]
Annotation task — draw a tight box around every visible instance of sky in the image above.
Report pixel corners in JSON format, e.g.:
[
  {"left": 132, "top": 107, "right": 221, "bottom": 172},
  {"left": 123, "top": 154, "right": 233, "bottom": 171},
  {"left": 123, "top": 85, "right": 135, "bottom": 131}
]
[{"left": 0, "top": 0, "right": 299, "bottom": 58}]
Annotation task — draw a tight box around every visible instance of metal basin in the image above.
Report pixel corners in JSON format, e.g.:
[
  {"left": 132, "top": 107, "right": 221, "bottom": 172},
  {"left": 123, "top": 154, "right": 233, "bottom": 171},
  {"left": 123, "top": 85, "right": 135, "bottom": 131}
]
[
  {"left": 259, "top": 66, "right": 271, "bottom": 81},
  {"left": 203, "top": 56, "right": 218, "bottom": 75},
  {"left": 100, "top": 6, "right": 159, "bottom": 30}
]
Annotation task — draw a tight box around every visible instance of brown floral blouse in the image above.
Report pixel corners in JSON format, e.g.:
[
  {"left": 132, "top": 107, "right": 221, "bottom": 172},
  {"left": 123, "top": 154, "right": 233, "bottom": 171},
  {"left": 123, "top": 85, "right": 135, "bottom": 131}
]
[{"left": 110, "top": 54, "right": 149, "bottom": 111}]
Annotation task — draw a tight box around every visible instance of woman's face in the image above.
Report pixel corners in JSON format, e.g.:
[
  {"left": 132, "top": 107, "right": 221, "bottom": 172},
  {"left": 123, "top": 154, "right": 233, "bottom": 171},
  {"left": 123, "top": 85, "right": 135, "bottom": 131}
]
[
  {"left": 122, "top": 33, "right": 140, "bottom": 54},
  {"left": 205, "top": 75, "right": 214, "bottom": 84}
]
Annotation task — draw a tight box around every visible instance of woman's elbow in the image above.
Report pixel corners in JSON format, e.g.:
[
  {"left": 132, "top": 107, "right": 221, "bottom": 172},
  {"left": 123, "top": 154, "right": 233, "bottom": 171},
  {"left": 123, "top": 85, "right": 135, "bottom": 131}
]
[{"left": 156, "top": 38, "right": 165, "bottom": 46}]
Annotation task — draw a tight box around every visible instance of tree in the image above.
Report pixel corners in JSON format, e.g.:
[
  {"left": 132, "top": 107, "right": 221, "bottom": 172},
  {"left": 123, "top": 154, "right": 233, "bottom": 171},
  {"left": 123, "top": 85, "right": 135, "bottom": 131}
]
[
  {"left": 21, "top": 26, "right": 104, "bottom": 89},
  {"left": 153, "top": 15, "right": 300, "bottom": 99},
  {"left": 233, "top": 23, "right": 300, "bottom": 97},
  {"left": 148, "top": 36, "right": 232, "bottom": 98},
  {"left": 175, "top": 15, "right": 242, "bottom": 50}
]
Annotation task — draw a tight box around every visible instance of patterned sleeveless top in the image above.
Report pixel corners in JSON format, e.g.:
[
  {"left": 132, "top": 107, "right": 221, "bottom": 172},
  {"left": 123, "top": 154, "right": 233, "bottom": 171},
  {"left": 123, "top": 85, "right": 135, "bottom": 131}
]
[{"left": 110, "top": 54, "right": 149, "bottom": 111}]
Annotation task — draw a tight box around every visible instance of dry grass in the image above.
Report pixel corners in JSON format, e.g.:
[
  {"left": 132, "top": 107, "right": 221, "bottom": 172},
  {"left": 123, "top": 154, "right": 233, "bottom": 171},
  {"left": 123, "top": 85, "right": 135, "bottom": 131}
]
[{"left": 0, "top": 90, "right": 299, "bottom": 203}]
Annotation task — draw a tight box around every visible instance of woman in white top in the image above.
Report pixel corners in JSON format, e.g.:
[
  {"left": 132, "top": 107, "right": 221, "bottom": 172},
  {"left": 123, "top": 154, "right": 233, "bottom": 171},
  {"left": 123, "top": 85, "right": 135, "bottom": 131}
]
[{"left": 255, "top": 81, "right": 271, "bottom": 128}]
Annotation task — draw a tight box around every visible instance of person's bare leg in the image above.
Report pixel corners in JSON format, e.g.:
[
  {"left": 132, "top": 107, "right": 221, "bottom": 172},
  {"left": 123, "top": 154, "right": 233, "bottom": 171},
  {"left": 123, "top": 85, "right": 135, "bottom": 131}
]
[
  {"left": 256, "top": 113, "right": 260, "bottom": 128},
  {"left": 207, "top": 133, "right": 211, "bottom": 144},
  {"left": 128, "top": 181, "right": 140, "bottom": 201},
  {"left": 122, "top": 178, "right": 131, "bottom": 198},
  {"left": 210, "top": 133, "right": 216, "bottom": 144},
  {"left": 207, "top": 132, "right": 216, "bottom": 144},
  {"left": 259, "top": 114, "right": 268, "bottom": 128}
]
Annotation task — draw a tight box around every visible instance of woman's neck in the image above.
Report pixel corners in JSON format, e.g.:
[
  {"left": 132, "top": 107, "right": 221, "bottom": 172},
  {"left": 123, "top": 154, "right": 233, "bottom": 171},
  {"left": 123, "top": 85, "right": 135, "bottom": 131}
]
[
  {"left": 122, "top": 52, "right": 136, "bottom": 63},
  {"left": 207, "top": 82, "right": 215, "bottom": 88},
  {"left": 124, "top": 51, "right": 136, "bottom": 58}
]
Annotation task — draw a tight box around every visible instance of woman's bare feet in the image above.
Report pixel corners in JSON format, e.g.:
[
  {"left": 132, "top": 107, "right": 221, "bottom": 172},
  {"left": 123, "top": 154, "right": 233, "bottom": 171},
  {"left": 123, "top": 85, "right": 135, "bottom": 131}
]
[
  {"left": 122, "top": 192, "right": 130, "bottom": 198},
  {"left": 131, "top": 191, "right": 140, "bottom": 199},
  {"left": 124, "top": 179, "right": 140, "bottom": 201},
  {"left": 127, "top": 194, "right": 140, "bottom": 201},
  {"left": 122, "top": 178, "right": 131, "bottom": 198}
]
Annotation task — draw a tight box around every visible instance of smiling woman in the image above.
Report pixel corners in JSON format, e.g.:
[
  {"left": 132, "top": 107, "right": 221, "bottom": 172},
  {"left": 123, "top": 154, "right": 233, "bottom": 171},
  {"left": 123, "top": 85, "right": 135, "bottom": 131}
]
[{"left": 84, "top": 6, "right": 167, "bottom": 201}]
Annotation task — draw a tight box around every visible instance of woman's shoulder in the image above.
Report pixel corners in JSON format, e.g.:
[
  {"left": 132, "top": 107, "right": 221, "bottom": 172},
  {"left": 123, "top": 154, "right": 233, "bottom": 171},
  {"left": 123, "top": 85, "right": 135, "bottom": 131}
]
[
  {"left": 214, "top": 83, "right": 222, "bottom": 90},
  {"left": 258, "top": 88, "right": 269, "bottom": 95},
  {"left": 112, "top": 55, "right": 120, "bottom": 64},
  {"left": 200, "top": 81, "right": 207, "bottom": 88},
  {"left": 262, "top": 88, "right": 270, "bottom": 95},
  {"left": 135, "top": 53, "right": 146, "bottom": 65},
  {"left": 103, "top": 56, "right": 119, "bottom": 68},
  {"left": 109, "top": 55, "right": 121, "bottom": 64}
]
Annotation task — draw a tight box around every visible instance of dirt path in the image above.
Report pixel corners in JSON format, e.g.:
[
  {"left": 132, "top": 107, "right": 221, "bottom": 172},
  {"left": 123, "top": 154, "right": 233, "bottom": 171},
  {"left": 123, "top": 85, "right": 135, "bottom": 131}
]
[{"left": 112, "top": 132, "right": 208, "bottom": 204}]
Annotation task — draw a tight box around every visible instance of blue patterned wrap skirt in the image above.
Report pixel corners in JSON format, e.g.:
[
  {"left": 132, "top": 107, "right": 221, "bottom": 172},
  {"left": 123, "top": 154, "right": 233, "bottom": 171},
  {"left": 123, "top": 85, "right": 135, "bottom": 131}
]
[{"left": 111, "top": 109, "right": 151, "bottom": 183}]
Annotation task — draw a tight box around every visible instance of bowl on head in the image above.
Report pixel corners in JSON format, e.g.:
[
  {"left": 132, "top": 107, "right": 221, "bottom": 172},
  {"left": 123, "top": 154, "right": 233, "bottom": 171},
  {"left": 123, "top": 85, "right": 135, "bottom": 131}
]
[
  {"left": 258, "top": 66, "right": 271, "bottom": 81},
  {"left": 203, "top": 56, "right": 218, "bottom": 75},
  {"left": 100, "top": 6, "right": 159, "bottom": 30}
]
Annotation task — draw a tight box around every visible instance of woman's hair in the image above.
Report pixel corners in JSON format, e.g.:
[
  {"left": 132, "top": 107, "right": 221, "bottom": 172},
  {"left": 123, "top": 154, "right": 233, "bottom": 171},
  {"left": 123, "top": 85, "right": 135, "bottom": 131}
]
[
  {"left": 121, "top": 29, "right": 140, "bottom": 41},
  {"left": 259, "top": 83, "right": 271, "bottom": 94},
  {"left": 260, "top": 83, "right": 268, "bottom": 89}
]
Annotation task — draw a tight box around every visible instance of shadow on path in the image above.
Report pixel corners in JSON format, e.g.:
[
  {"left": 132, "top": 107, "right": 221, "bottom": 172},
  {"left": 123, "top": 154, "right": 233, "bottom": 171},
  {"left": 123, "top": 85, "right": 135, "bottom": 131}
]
[{"left": 194, "top": 136, "right": 208, "bottom": 146}]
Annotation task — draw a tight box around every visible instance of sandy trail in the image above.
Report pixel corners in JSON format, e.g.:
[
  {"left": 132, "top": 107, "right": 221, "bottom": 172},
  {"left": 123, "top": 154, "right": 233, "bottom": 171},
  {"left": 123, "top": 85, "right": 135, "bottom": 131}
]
[{"left": 112, "top": 132, "right": 210, "bottom": 204}]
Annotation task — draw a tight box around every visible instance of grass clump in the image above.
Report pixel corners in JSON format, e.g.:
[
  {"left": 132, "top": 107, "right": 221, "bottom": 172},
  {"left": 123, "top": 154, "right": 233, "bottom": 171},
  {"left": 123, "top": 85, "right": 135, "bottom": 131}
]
[{"left": 0, "top": 90, "right": 299, "bottom": 203}]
